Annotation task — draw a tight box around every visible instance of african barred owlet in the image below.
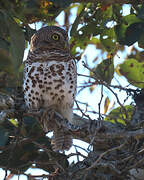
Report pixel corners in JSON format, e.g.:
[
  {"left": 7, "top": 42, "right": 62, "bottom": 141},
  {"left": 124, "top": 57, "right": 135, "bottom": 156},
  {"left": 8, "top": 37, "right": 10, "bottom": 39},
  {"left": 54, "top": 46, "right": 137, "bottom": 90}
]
[{"left": 23, "top": 26, "right": 77, "bottom": 151}]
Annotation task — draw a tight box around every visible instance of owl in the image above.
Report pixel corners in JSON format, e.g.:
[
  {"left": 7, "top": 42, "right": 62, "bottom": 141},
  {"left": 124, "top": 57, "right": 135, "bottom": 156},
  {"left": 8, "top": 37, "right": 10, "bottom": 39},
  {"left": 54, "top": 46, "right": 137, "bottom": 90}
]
[{"left": 23, "top": 26, "right": 77, "bottom": 151}]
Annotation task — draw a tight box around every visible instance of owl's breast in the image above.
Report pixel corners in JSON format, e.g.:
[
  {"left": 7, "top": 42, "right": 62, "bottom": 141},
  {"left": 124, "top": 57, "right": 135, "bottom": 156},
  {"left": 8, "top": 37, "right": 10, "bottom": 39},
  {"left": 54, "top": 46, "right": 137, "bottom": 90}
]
[
  {"left": 42, "top": 60, "right": 77, "bottom": 107},
  {"left": 23, "top": 59, "right": 77, "bottom": 110}
]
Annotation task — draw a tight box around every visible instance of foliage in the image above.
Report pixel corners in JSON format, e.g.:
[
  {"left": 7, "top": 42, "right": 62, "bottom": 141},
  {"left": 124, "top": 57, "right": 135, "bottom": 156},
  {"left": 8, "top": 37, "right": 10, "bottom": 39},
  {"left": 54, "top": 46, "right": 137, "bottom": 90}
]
[
  {"left": 0, "top": 0, "right": 144, "bottom": 180},
  {"left": 119, "top": 58, "right": 144, "bottom": 88},
  {"left": 105, "top": 105, "right": 134, "bottom": 125},
  {"left": 91, "top": 57, "right": 114, "bottom": 84}
]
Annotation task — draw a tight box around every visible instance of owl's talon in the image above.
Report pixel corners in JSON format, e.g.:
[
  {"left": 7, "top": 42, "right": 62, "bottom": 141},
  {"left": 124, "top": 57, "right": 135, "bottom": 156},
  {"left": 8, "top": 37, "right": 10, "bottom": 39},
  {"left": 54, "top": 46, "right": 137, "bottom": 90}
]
[
  {"left": 53, "top": 111, "right": 81, "bottom": 131},
  {"left": 24, "top": 109, "right": 42, "bottom": 117}
]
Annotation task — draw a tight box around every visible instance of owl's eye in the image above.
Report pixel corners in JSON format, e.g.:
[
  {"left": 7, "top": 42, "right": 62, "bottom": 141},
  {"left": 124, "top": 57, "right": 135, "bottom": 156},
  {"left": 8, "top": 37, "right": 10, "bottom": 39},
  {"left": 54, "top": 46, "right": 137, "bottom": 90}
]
[{"left": 52, "top": 34, "right": 60, "bottom": 41}]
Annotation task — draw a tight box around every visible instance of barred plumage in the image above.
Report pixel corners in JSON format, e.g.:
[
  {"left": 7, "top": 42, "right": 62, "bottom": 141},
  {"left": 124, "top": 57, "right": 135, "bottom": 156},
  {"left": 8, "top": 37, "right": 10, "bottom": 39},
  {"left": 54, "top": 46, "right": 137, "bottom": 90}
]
[
  {"left": 23, "top": 26, "right": 77, "bottom": 151},
  {"left": 51, "top": 127, "right": 72, "bottom": 151}
]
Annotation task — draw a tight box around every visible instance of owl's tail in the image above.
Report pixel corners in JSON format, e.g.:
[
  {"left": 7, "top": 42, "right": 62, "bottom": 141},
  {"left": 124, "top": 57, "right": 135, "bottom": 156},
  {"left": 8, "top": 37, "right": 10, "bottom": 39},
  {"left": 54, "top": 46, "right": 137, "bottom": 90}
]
[{"left": 51, "top": 128, "right": 72, "bottom": 151}]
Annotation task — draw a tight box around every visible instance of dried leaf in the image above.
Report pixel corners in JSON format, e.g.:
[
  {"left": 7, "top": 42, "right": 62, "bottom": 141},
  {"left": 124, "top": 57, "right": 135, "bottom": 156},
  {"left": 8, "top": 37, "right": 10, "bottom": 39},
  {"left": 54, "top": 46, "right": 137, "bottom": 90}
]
[{"left": 104, "top": 97, "right": 110, "bottom": 114}]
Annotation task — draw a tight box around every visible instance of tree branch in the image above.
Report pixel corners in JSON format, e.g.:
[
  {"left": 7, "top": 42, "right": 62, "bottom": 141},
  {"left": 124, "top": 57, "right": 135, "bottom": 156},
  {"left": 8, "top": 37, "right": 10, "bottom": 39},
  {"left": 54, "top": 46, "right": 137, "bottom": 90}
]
[{"left": 73, "top": 0, "right": 142, "bottom": 5}]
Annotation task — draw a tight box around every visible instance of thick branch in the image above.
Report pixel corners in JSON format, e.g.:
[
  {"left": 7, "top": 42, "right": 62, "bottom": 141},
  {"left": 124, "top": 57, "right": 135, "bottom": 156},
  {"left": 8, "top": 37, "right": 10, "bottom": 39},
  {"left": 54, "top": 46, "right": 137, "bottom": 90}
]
[{"left": 73, "top": 0, "right": 142, "bottom": 5}]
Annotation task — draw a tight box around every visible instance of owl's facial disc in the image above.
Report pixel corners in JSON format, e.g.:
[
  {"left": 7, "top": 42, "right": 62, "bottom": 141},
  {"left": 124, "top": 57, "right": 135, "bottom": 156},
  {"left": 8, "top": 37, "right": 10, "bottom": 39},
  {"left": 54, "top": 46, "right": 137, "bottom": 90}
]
[
  {"left": 30, "top": 26, "right": 70, "bottom": 52},
  {"left": 35, "top": 32, "right": 69, "bottom": 51}
]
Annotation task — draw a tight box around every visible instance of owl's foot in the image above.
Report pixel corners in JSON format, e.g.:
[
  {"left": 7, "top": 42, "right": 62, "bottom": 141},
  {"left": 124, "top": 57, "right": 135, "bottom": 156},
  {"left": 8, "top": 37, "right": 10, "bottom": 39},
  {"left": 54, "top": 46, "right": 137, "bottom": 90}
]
[
  {"left": 54, "top": 111, "right": 81, "bottom": 131},
  {"left": 39, "top": 108, "right": 82, "bottom": 132},
  {"left": 24, "top": 109, "right": 42, "bottom": 118},
  {"left": 26, "top": 108, "right": 54, "bottom": 120},
  {"left": 39, "top": 108, "right": 56, "bottom": 132}
]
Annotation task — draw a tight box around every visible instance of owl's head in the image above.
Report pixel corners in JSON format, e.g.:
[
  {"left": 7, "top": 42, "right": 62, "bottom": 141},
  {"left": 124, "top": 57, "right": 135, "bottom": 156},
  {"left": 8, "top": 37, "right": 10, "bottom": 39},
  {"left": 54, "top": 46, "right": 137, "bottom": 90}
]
[{"left": 30, "top": 26, "right": 69, "bottom": 52}]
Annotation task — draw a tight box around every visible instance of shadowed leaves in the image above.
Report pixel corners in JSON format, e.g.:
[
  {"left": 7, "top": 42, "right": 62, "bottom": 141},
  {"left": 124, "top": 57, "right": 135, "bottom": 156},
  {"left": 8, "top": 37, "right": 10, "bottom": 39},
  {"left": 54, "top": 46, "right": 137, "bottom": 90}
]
[
  {"left": 119, "top": 58, "right": 144, "bottom": 88},
  {"left": 105, "top": 105, "right": 134, "bottom": 125},
  {"left": 91, "top": 58, "right": 114, "bottom": 84},
  {"left": 115, "top": 14, "right": 144, "bottom": 46}
]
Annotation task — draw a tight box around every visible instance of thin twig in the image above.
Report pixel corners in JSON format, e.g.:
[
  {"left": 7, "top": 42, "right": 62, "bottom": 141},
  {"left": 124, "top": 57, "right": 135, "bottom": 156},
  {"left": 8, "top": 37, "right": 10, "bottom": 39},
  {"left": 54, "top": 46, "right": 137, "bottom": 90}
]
[
  {"left": 67, "top": 152, "right": 87, "bottom": 159},
  {"left": 86, "top": 141, "right": 127, "bottom": 170}
]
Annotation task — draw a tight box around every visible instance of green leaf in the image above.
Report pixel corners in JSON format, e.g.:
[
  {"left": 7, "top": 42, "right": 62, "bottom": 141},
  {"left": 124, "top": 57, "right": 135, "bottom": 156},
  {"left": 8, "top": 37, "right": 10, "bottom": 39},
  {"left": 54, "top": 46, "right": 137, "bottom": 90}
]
[
  {"left": 125, "top": 23, "right": 144, "bottom": 45},
  {"left": 9, "top": 119, "right": 18, "bottom": 127},
  {"left": 50, "top": 0, "right": 72, "bottom": 8},
  {"left": 70, "top": 3, "right": 86, "bottom": 37},
  {"left": 100, "top": 28, "right": 116, "bottom": 52},
  {"left": 7, "top": 16, "right": 25, "bottom": 75},
  {"left": 119, "top": 58, "right": 144, "bottom": 88},
  {"left": 0, "top": 49, "right": 13, "bottom": 73},
  {"left": 0, "top": 38, "right": 10, "bottom": 51},
  {"left": 77, "top": 3, "right": 84, "bottom": 15},
  {"left": 18, "top": 64, "right": 24, "bottom": 73},
  {"left": 138, "top": 32, "right": 144, "bottom": 48},
  {"left": 0, "top": 126, "right": 9, "bottom": 146},
  {"left": 70, "top": 36, "right": 88, "bottom": 55},
  {"left": 115, "top": 14, "right": 144, "bottom": 46},
  {"left": 92, "top": 58, "right": 114, "bottom": 84},
  {"left": 23, "top": 116, "right": 43, "bottom": 137},
  {"left": 0, "top": 11, "right": 9, "bottom": 38},
  {"left": 78, "top": 23, "right": 100, "bottom": 37},
  {"left": 137, "top": 4, "right": 144, "bottom": 20},
  {"left": 102, "top": 5, "right": 113, "bottom": 20},
  {"left": 105, "top": 105, "right": 134, "bottom": 125},
  {"left": 0, "top": 49, "right": 16, "bottom": 88},
  {"left": 112, "top": 4, "right": 122, "bottom": 21},
  {"left": 0, "top": 141, "right": 37, "bottom": 173}
]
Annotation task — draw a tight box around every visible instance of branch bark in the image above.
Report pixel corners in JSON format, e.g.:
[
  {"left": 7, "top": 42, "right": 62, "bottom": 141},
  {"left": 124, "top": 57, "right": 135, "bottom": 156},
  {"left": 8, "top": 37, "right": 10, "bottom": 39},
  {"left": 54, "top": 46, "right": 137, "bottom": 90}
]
[{"left": 73, "top": 0, "right": 142, "bottom": 5}]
